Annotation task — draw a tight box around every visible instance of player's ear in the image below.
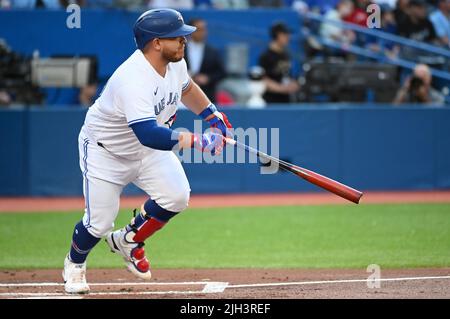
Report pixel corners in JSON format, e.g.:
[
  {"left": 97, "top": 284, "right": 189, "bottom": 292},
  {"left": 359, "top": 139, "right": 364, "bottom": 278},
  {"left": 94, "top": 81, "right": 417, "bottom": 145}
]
[{"left": 152, "top": 38, "right": 162, "bottom": 51}]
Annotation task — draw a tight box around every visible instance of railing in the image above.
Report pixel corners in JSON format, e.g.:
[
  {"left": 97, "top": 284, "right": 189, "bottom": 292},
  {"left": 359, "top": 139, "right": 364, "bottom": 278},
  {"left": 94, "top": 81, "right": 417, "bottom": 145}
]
[{"left": 302, "top": 12, "right": 450, "bottom": 82}]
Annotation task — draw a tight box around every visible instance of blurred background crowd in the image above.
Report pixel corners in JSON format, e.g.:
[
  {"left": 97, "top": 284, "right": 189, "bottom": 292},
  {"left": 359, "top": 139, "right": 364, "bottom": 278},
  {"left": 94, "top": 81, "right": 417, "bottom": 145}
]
[{"left": 0, "top": 0, "right": 449, "bottom": 108}]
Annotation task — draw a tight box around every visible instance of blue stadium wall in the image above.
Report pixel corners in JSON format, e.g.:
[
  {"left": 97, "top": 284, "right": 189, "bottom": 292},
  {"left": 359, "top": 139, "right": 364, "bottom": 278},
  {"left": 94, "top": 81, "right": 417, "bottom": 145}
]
[
  {"left": 0, "top": 9, "right": 302, "bottom": 79},
  {"left": 1, "top": 106, "right": 450, "bottom": 196}
]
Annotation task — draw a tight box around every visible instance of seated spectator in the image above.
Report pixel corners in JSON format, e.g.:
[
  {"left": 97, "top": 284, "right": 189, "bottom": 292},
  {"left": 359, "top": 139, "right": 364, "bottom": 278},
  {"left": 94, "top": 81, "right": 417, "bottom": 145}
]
[
  {"left": 60, "top": 0, "right": 85, "bottom": 6},
  {"left": 147, "top": 0, "right": 193, "bottom": 9},
  {"left": 210, "top": 0, "right": 248, "bottom": 8},
  {"left": 343, "top": 0, "right": 371, "bottom": 27},
  {"left": 366, "top": 3, "right": 400, "bottom": 58},
  {"left": 393, "top": 64, "right": 445, "bottom": 105},
  {"left": 185, "top": 18, "right": 226, "bottom": 103},
  {"left": 373, "top": 0, "right": 396, "bottom": 9},
  {"left": 304, "top": 0, "right": 340, "bottom": 13},
  {"left": 84, "top": 0, "right": 113, "bottom": 8},
  {"left": 0, "top": 90, "right": 12, "bottom": 107},
  {"left": 11, "top": 0, "right": 85, "bottom": 8},
  {"left": 394, "top": 0, "right": 410, "bottom": 28},
  {"left": 429, "top": 0, "right": 450, "bottom": 47},
  {"left": 291, "top": 0, "right": 310, "bottom": 14},
  {"left": 344, "top": 0, "right": 375, "bottom": 48},
  {"left": 396, "top": 0, "right": 437, "bottom": 43},
  {"left": 113, "top": 0, "right": 144, "bottom": 9},
  {"left": 11, "top": 0, "right": 61, "bottom": 8},
  {"left": 248, "top": 0, "right": 283, "bottom": 7},
  {"left": 194, "top": 0, "right": 213, "bottom": 8},
  {"left": 320, "top": 0, "right": 356, "bottom": 44},
  {"left": 258, "top": 22, "right": 300, "bottom": 104}
]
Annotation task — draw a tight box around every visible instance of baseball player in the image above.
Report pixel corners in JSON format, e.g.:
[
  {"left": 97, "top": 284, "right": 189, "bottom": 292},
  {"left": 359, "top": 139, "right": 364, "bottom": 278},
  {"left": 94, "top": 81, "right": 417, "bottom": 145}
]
[{"left": 62, "top": 8, "right": 233, "bottom": 294}]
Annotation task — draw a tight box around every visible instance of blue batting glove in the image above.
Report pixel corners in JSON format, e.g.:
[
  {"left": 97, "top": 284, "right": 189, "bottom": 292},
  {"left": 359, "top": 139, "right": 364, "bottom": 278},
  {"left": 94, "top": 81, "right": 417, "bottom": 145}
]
[
  {"left": 192, "top": 132, "right": 224, "bottom": 155},
  {"left": 199, "top": 104, "right": 233, "bottom": 138}
]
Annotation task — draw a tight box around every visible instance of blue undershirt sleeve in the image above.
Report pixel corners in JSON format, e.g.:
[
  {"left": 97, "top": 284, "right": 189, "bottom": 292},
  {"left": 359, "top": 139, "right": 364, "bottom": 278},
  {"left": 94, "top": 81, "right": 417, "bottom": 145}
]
[{"left": 130, "top": 119, "right": 180, "bottom": 151}]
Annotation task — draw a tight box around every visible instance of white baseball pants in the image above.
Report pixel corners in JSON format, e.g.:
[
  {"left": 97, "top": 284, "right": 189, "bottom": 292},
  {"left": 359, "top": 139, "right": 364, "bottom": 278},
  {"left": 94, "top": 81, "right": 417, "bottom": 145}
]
[{"left": 78, "top": 127, "right": 190, "bottom": 238}]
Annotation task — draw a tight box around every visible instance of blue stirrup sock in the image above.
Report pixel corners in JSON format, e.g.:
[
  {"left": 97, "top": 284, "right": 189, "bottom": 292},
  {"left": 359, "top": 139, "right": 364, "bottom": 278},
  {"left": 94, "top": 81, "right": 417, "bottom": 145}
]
[{"left": 69, "top": 220, "right": 101, "bottom": 264}]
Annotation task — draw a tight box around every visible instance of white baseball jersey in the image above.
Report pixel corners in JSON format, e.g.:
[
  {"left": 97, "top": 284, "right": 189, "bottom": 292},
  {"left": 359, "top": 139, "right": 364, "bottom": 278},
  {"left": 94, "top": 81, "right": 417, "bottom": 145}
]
[{"left": 84, "top": 49, "right": 191, "bottom": 160}]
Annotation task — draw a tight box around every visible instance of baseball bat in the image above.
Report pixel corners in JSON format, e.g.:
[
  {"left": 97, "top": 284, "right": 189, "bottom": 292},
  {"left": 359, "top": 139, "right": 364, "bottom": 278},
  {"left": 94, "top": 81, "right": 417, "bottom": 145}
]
[{"left": 225, "top": 138, "right": 363, "bottom": 204}]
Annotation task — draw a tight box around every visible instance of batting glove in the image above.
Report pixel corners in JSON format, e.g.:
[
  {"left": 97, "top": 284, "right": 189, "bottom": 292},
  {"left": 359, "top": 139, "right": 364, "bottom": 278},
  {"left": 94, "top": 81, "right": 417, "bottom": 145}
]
[
  {"left": 199, "top": 104, "right": 233, "bottom": 139},
  {"left": 192, "top": 131, "right": 224, "bottom": 155}
]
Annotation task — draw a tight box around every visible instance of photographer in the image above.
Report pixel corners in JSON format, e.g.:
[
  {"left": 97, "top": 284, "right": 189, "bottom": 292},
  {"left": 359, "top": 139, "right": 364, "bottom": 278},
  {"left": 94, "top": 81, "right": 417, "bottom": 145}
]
[{"left": 393, "top": 64, "right": 445, "bottom": 105}]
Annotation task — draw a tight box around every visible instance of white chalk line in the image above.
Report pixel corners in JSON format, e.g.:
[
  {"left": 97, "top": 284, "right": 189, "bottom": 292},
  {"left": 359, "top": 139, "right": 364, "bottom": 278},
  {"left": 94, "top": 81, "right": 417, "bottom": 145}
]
[
  {"left": 0, "top": 290, "right": 211, "bottom": 298},
  {"left": 0, "top": 281, "right": 217, "bottom": 287},
  {"left": 227, "top": 275, "right": 450, "bottom": 289},
  {"left": 0, "top": 281, "right": 229, "bottom": 298},
  {"left": 19, "top": 295, "right": 84, "bottom": 300},
  {"left": 1, "top": 275, "right": 449, "bottom": 298}
]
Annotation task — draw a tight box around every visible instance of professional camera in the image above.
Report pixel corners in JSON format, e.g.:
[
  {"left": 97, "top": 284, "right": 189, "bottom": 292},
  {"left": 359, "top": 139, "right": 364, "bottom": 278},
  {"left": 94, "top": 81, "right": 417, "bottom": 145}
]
[
  {"left": 409, "top": 76, "right": 424, "bottom": 92},
  {"left": 408, "top": 76, "right": 427, "bottom": 103},
  {"left": 0, "top": 40, "right": 43, "bottom": 105}
]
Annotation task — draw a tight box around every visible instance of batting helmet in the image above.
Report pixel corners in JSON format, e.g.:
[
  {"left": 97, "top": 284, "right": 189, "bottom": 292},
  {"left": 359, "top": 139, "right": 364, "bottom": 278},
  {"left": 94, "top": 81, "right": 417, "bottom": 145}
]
[{"left": 133, "top": 8, "right": 196, "bottom": 50}]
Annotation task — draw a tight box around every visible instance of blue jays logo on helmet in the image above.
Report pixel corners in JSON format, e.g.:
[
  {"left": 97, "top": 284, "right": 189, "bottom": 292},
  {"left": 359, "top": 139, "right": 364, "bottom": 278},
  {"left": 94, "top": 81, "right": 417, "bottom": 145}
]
[
  {"left": 175, "top": 11, "right": 182, "bottom": 22},
  {"left": 133, "top": 8, "right": 196, "bottom": 51}
]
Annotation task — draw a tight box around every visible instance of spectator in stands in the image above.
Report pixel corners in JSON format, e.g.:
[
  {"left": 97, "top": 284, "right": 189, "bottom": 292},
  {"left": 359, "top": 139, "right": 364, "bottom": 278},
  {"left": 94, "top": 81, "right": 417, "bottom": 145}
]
[
  {"left": 344, "top": 0, "right": 375, "bottom": 48},
  {"left": 393, "top": 64, "right": 445, "bottom": 105},
  {"left": 185, "top": 18, "right": 226, "bottom": 103},
  {"left": 429, "top": 0, "right": 450, "bottom": 48},
  {"left": 396, "top": 0, "right": 437, "bottom": 43},
  {"left": 344, "top": 0, "right": 371, "bottom": 27},
  {"left": 394, "top": 0, "right": 410, "bottom": 28},
  {"left": 60, "top": 0, "right": 85, "bottom": 6},
  {"left": 303, "top": 0, "right": 340, "bottom": 13},
  {"left": 291, "top": 0, "right": 309, "bottom": 14},
  {"left": 210, "top": 0, "right": 248, "bottom": 8},
  {"left": 113, "top": 0, "right": 144, "bottom": 9},
  {"left": 373, "top": 0, "right": 396, "bottom": 9},
  {"left": 11, "top": 0, "right": 60, "bottom": 7},
  {"left": 77, "top": 55, "right": 99, "bottom": 107},
  {"left": 78, "top": 83, "right": 98, "bottom": 107},
  {"left": 366, "top": 3, "right": 400, "bottom": 58},
  {"left": 320, "top": 0, "right": 356, "bottom": 44},
  {"left": 248, "top": 0, "right": 283, "bottom": 7},
  {"left": 194, "top": 0, "right": 213, "bottom": 8},
  {"left": 11, "top": 0, "right": 85, "bottom": 8},
  {"left": 147, "top": 0, "right": 193, "bottom": 9},
  {"left": 258, "top": 22, "right": 300, "bottom": 104},
  {"left": 0, "top": 90, "right": 11, "bottom": 106}
]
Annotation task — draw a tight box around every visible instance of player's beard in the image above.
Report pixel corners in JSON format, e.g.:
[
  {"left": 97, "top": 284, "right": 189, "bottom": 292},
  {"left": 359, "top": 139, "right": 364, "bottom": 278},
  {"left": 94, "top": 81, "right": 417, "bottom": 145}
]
[{"left": 162, "top": 48, "right": 184, "bottom": 63}]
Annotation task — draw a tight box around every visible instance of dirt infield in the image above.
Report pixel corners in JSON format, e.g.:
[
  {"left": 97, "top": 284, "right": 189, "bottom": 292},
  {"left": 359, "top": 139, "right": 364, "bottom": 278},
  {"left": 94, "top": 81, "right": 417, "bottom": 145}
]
[
  {"left": 1, "top": 192, "right": 449, "bottom": 299},
  {"left": 1, "top": 268, "right": 449, "bottom": 299},
  {"left": 1, "top": 191, "right": 450, "bottom": 213}
]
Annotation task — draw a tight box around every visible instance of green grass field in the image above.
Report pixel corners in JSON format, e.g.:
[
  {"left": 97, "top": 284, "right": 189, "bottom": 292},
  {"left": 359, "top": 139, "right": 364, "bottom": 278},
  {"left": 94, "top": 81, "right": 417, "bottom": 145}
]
[{"left": 0, "top": 203, "right": 449, "bottom": 269}]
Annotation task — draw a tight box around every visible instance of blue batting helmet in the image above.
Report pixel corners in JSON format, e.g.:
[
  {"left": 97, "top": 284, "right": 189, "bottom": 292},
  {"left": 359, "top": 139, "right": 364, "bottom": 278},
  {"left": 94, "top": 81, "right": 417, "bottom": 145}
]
[{"left": 133, "top": 8, "right": 196, "bottom": 50}]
